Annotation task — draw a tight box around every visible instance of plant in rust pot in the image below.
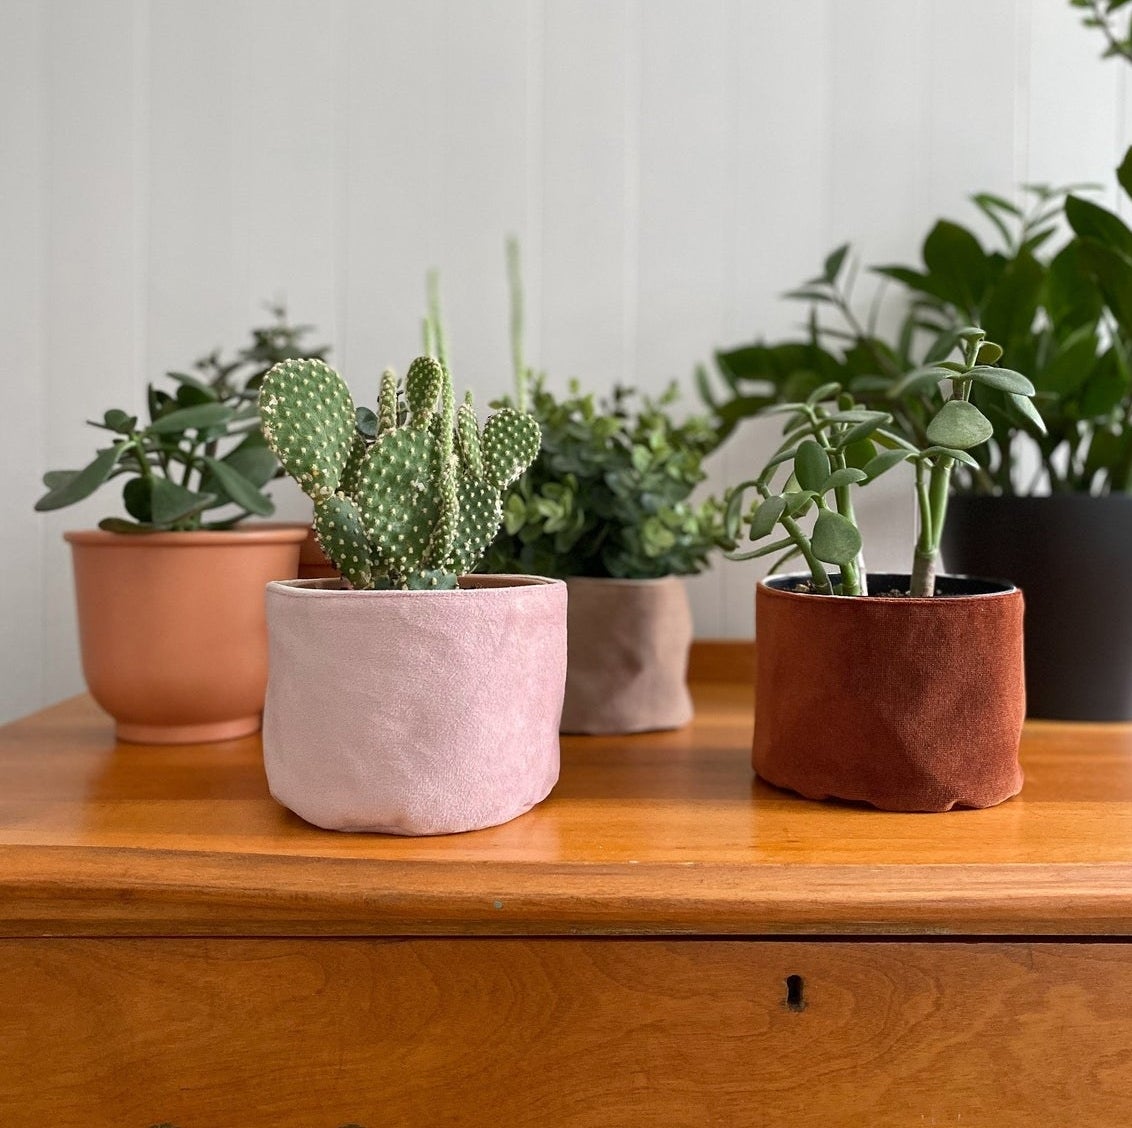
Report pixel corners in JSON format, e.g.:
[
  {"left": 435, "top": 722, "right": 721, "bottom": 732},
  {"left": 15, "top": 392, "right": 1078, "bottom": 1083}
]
[
  {"left": 725, "top": 328, "right": 1042, "bottom": 812},
  {"left": 482, "top": 241, "right": 727, "bottom": 735},
  {"left": 35, "top": 310, "right": 325, "bottom": 744},
  {"left": 257, "top": 323, "right": 565, "bottom": 835}
]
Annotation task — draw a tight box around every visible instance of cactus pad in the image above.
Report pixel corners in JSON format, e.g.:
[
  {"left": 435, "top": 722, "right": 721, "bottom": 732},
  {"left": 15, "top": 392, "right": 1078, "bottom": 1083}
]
[
  {"left": 405, "top": 356, "right": 444, "bottom": 423},
  {"left": 378, "top": 369, "right": 398, "bottom": 435},
  {"left": 481, "top": 408, "right": 541, "bottom": 489},
  {"left": 259, "top": 359, "right": 355, "bottom": 501},
  {"left": 449, "top": 472, "right": 503, "bottom": 576},
  {"left": 314, "top": 493, "right": 373, "bottom": 590},
  {"left": 258, "top": 352, "right": 541, "bottom": 590},
  {"left": 355, "top": 427, "right": 444, "bottom": 583}
]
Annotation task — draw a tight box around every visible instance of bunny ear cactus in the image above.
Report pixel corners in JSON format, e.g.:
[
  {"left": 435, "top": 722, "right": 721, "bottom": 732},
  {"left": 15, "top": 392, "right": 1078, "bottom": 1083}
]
[{"left": 259, "top": 357, "right": 540, "bottom": 591}]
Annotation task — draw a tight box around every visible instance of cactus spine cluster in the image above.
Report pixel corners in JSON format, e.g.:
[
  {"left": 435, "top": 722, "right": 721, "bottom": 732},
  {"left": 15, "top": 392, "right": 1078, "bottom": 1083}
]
[{"left": 259, "top": 354, "right": 540, "bottom": 590}]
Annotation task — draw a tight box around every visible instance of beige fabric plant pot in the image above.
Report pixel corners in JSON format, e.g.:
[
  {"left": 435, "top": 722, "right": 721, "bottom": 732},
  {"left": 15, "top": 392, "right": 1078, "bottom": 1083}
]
[
  {"left": 262, "top": 575, "right": 568, "bottom": 835},
  {"left": 559, "top": 575, "right": 694, "bottom": 735}
]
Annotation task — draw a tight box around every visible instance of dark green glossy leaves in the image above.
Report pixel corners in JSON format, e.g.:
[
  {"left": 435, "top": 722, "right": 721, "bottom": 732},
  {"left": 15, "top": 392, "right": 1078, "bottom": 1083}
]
[{"left": 34, "top": 445, "right": 125, "bottom": 511}]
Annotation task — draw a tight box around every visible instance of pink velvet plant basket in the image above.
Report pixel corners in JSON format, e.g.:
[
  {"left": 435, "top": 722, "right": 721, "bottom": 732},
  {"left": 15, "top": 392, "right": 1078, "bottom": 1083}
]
[{"left": 262, "top": 574, "right": 568, "bottom": 835}]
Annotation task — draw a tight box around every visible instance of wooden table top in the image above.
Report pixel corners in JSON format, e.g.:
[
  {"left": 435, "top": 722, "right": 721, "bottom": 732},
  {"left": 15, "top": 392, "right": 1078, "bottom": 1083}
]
[{"left": 4, "top": 647, "right": 1132, "bottom": 939}]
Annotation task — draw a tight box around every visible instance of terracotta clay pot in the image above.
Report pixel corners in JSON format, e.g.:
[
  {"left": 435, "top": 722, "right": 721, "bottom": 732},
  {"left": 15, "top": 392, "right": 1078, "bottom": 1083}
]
[
  {"left": 753, "top": 573, "right": 1025, "bottom": 813},
  {"left": 65, "top": 526, "right": 306, "bottom": 744},
  {"left": 296, "top": 526, "right": 340, "bottom": 581},
  {"left": 559, "top": 576, "right": 694, "bottom": 735},
  {"left": 262, "top": 575, "right": 567, "bottom": 835}
]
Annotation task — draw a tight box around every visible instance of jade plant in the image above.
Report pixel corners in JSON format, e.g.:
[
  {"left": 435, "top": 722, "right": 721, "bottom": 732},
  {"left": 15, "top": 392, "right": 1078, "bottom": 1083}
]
[
  {"left": 259, "top": 340, "right": 540, "bottom": 591},
  {"left": 724, "top": 329, "right": 1043, "bottom": 597},
  {"left": 482, "top": 240, "right": 727, "bottom": 579},
  {"left": 35, "top": 307, "right": 329, "bottom": 530}
]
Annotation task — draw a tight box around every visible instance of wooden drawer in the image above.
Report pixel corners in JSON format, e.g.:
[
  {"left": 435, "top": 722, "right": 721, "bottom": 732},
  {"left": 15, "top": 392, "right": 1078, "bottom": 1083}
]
[{"left": 3, "top": 937, "right": 1132, "bottom": 1127}]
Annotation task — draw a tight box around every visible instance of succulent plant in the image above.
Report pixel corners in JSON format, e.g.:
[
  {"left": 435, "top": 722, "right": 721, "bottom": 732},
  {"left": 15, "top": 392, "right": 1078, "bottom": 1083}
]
[
  {"left": 259, "top": 355, "right": 540, "bottom": 590},
  {"left": 35, "top": 306, "right": 329, "bottom": 531},
  {"left": 482, "top": 238, "right": 728, "bottom": 580},
  {"left": 724, "top": 329, "right": 1044, "bottom": 597}
]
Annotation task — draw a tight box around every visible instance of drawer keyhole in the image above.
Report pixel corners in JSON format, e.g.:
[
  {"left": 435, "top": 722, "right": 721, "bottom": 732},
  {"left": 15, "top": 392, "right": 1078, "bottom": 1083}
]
[{"left": 785, "top": 974, "right": 805, "bottom": 1011}]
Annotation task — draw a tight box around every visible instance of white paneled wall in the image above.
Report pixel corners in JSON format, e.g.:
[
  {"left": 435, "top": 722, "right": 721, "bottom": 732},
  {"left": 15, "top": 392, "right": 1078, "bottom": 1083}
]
[{"left": 1, "top": 0, "right": 1126, "bottom": 723}]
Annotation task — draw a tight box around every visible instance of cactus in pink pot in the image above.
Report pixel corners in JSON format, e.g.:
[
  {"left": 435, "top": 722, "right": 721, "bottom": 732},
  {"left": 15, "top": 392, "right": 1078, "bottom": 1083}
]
[{"left": 259, "top": 354, "right": 539, "bottom": 590}]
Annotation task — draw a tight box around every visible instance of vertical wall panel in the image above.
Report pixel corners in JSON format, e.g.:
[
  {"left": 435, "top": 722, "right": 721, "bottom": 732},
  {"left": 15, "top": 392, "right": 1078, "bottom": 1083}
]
[
  {"left": 1028, "top": 0, "right": 1124, "bottom": 203},
  {"left": 338, "top": 0, "right": 445, "bottom": 389},
  {"left": 538, "top": 0, "right": 634, "bottom": 394},
  {"left": 633, "top": 0, "right": 733, "bottom": 632},
  {"left": 147, "top": 0, "right": 239, "bottom": 378},
  {"left": 0, "top": 1, "right": 47, "bottom": 721},
  {"left": 39, "top": 0, "right": 148, "bottom": 708},
  {"left": 434, "top": 0, "right": 537, "bottom": 402},
  {"left": 710, "top": 0, "right": 835, "bottom": 637},
  {"left": 924, "top": 1, "right": 1020, "bottom": 230},
  {"left": 229, "top": 0, "right": 343, "bottom": 523}
]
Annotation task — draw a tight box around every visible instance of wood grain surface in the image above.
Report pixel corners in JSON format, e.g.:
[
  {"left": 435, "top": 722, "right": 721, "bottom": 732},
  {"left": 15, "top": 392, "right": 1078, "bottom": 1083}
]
[
  {"left": 3, "top": 936, "right": 1131, "bottom": 1128},
  {"left": 3, "top": 650, "right": 1132, "bottom": 937}
]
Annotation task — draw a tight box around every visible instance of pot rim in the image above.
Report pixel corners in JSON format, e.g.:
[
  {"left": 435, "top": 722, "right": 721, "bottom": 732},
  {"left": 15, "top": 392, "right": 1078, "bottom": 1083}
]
[
  {"left": 760, "top": 571, "right": 1019, "bottom": 602},
  {"left": 950, "top": 492, "right": 1132, "bottom": 506},
  {"left": 564, "top": 574, "right": 684, "bottom": 587},
  {"left": 267, "top": 574, "right": 565, "bottom": 599},
  {"left": 65, "top": 523, "right": 310, "bottom": 548}
]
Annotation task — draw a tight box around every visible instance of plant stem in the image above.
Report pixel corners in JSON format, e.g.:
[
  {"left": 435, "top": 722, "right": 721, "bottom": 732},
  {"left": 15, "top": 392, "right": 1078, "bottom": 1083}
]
[
  {"left": 506, "top": 237, "right": 529, "bottom": 413},
  {"left": 911, "top": 455, "right": 953, "bottom": 597},
  {"left": 427, "top": 271, "right": 448, "bottom": 369},
  {"left": 834, "top": 490, "right": 866, "bottom": 597},
  {"left": 780, "top": 512, "right": 833, "bottom": 595}
]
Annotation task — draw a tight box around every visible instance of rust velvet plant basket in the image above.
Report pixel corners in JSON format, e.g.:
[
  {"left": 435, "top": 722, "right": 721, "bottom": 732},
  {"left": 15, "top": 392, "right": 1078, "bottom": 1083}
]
[{"left": 753, "top": 574, "right": 1026, "bottom": 813}]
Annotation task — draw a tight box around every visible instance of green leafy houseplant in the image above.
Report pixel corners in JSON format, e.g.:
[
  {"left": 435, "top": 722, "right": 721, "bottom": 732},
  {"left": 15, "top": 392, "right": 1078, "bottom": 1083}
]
[
  {"left": 701, "top": 163, "right": 1132, "bottom": 498},
  {"left": 1071, "top": 0, "right": 1132, "bottom": 63},
  {"left": 259, "top": 337, "right": 540, "bottom": 591},
  {"left": 35, "top": 307, "right": 328, "bottom": 530},
  {"left": 724, "top": 329, "right": 1043, "bottom": 597},
  {"left": 483, "top": 243, "right": 726, "bottom": 580}
]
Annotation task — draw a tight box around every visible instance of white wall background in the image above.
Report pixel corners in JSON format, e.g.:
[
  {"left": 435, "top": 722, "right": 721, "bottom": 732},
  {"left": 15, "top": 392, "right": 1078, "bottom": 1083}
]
[{"left": 2, "top": 0, "right": 1129, "bottom": 724}]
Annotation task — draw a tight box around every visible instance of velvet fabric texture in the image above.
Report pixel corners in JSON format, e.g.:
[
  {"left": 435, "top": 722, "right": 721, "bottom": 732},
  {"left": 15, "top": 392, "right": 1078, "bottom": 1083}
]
[
  {"left": 559, "top": 576, "right": 694, "bottom": 735},
  {"left": 753, "top": 576, "right": 1025, "bottom": 813},
  {"left": 262, "top": 575, "right": 567, "bottom": 835}
]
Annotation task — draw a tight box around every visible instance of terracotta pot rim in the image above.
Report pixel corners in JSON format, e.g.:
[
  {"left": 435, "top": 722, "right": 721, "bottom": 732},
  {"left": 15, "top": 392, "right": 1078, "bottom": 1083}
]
[
  {"left": 64, "top": 524, "right": 310, "bottom": 548},
  {"left": 565, "top": 574, "right": 685, "bottom": 588},
  {"left": 760, "top": 571, "right": 1019, "bottom": 604},
  {"left": 267, "top": 574, "right": 564, "bottom": 600}
]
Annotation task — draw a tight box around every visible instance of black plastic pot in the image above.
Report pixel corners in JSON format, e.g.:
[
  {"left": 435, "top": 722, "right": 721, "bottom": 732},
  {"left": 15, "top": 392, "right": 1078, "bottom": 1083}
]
[{"left": 942, "top": 494, "right": 1132, "bottom": 721}]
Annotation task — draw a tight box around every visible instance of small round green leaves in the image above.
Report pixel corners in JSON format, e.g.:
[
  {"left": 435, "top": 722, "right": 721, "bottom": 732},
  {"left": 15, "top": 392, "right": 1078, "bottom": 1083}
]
[
  {"left": 811, "top": 510, "right": 862, "bottom": 566},
  {"left": 925, "top": 399, "right": 994, "bottom": 450},
  {"left": 794, "top": 440, "right": 831, "bottom": 492},
  {"left": 748, "top": 495, "right": 786, "bottom": 539},
  {"left": 965, "top": 365, "right": 1036, "bottom": 396}
]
